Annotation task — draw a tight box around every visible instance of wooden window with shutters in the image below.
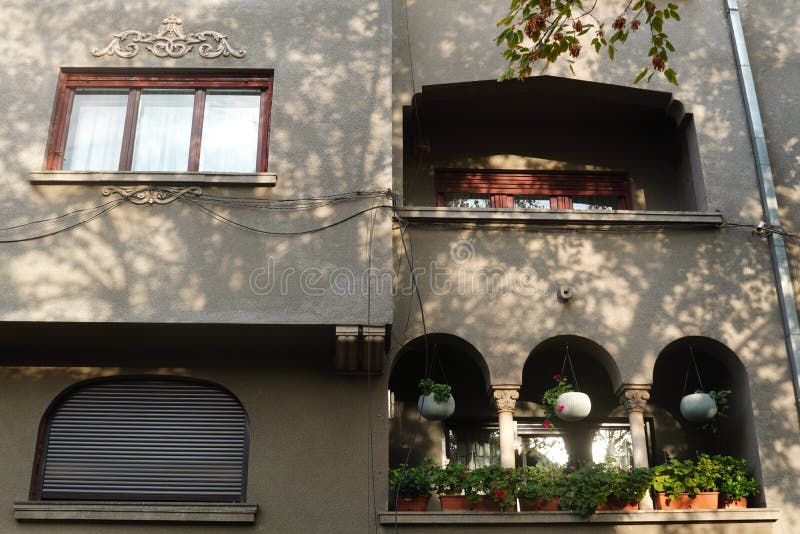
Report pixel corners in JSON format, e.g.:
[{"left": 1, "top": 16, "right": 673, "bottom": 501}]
[
  {"left": 434, "top": 169, "right": 632, "bottom": 210},
  {"left": 45, "top": 70, "right": 273, "bottom": 173},
  {"left": 31, "top": 377, "right": 249, "bottom": 502}
]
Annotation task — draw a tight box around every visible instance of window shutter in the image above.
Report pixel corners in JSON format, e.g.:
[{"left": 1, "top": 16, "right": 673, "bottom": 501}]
[{"left": 38, "top": 378, "right": 248, "bottom": 502}]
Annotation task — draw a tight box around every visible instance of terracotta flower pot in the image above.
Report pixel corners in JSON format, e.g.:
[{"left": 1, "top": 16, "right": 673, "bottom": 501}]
[
  {"left": 439, "top": 494, "right": 471, "bottom": 511},
  {"left": 721, "top": 497, "right": 748, "bottom": 509},
  {"left": 520, "top": 496, "right": 559, "bottom": 511},
  {"left": 469, "top": 496, "right": 501, "bottom": 511},
  {"left": 395, "top": 495, "right": 429, "bottom": 511},
  {"left": 656, "top": 491, "right": 719, "bottom": 510},
  {"left": 596, "top": 496, "right": 638, "bottom": 511}
]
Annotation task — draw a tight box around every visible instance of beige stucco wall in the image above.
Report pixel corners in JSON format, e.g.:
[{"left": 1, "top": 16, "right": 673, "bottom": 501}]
[
  {"left": 391, "top": 1, "right": 800, "bottom": 532},
  {"left": 0, "top": 0, "right": 393, "bottom": 325},
  {"left": 0, "top": 326, "right": 391, "bottom": 533}
]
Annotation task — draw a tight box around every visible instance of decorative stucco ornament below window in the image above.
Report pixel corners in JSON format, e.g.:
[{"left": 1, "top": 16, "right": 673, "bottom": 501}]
[
  {"left": 91, "top": 15, "right": 246, "bottom": 59},
  {"left": 102, "top": 185, "right": 203, "bottom": 205}
]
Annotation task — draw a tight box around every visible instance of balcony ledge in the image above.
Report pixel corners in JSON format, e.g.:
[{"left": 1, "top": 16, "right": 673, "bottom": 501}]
[
  {"left": 29, "top": 171, "right": 277, "bottom": 187},
  {"left": 395, "top": 207, "right": 723, "bottom": 228},
  {"left": 13, "top": 501, "right": 257, "bottom": 523},
  {"left": 378, "top": 509, "right": 780, "bottom": 526}
]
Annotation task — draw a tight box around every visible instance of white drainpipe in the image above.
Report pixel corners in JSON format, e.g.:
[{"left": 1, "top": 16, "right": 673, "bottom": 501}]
[{"left": 726, "top": 0, "right": 800, "bottom": 415}]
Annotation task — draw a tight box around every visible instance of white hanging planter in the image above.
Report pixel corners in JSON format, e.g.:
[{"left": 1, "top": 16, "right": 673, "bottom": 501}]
[
  {"left": 554, "top": 391, "right": 591, "bottom": 422},
  {"left": 680, "top": 392, "right": 717, "bottom": 422},
  {"left": 418, "top": 394, "right": 455, "bottom": 421}
]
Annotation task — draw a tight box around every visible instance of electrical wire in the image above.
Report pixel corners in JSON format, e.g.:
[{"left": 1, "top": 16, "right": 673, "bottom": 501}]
[{"left": 0, "top": 200, "right": 124, "bottom": 243}]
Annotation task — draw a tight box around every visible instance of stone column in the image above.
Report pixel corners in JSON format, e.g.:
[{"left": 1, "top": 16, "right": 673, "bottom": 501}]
[
  {"left": 492, "top": 386, "right": 520, "bottom": 469},
  {"left": 619, "top": 386, "right": 653, "bottom": 510}
]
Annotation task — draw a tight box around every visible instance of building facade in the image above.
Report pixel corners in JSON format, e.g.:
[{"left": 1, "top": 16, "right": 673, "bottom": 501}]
[{"left": 0, "top": 0, "right": 798, "bottom": 533}]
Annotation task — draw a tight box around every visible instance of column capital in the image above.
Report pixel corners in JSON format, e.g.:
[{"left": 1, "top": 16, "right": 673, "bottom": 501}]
[
  {"left": 491, "top": 386, "right": 520, "bottom": 414},
  {"left": 618, "top": 386, "right": 651, "bottom": 415}
]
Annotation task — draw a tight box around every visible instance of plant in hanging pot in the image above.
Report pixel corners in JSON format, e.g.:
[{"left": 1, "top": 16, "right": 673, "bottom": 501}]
[
  {"left": 417, "top": 378, "right": 455, "bottom": 421},
  {"left": 389, "top": 459, "right": 434, "bottom": 511},
  {"left": 561, "top": 461, "right": 651, "bottom": 517},
  {"left": 680, "top": 389, "right": 731, "bottom": 431},
  {"left": 651, "top": 454, "right": 720, "bottom": 510},
  {"left": 432, "top": 462, "right": 471, "bottom": 510},
  {"left": 542, "top": 374, "right": 591, "bottom": 427},
  {"left": 465, "top": 465, "right": 520, "bottom": 511},
  {"left": 714, "top": 455, "right": 758, "bottom": 508},
  {"left": 516, "top": 464, "right": 567, "bottom": 511}
]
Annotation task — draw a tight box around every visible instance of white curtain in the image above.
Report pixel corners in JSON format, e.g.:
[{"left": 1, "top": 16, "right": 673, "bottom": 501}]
[
  {"left": 131, "top": 91, "right": 194, "bottom": 172},
  {"left": 63, "top": 91, "right": 127, "bottom": 171},
  {"left": 199, "top": 91, "right": 260, "bottom": 173}
]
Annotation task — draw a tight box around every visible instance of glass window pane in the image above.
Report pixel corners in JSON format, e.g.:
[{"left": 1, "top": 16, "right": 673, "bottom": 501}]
[
  {"left": 200, "top": 91, "right": 260, "bottom": 173},
  {"left": 514, "top": 195, "right": 551, "bottom": 209},
  {"left": 63, "top": 90, "right": 128, "bottom": 171},
  {"left": 132, "top": 90, "right": 194, "bottom": 171},
  {"left": 573, "top": 195, "right": 617, "bottom": 210},
  {"left": 446, "top": 428, "right": 500, "bottom": 469},
  {"left": 592, "top": 428, "right": 633, "bottom": 468},
  {"left": 442, "top": 193, "right": 491, "bottom": 208}
]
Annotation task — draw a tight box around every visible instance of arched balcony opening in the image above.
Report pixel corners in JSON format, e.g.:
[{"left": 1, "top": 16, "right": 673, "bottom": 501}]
[{"left": 652, "top": 336, "right": 764, "bottom": 506}]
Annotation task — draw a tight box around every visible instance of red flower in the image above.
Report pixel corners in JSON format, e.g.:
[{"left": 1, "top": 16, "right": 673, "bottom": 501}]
[
  {"left": 557, "top": 404, "right": 565, "bottom": 411},
  {"left": 494, "top": 490, "right": 506, "bottom": 499},
  {"left": 543, "top": 420, "right": 550, "bottom": 428},
  {"left": 553, "top": 374, "right": 561, "bottom": 380}
]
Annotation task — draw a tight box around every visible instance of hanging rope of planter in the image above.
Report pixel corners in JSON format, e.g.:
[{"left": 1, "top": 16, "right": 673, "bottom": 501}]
[{"left": 554, "top": 345, "right": 592, "bottom": 422}]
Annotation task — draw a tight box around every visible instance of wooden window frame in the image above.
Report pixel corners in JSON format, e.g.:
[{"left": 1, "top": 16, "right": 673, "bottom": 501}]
[
  {"left": 45, "top": 70, "right": 274, "bottom": 172},
  {"left": 434, "top": 168, "right": 631, "bottom": 210}
]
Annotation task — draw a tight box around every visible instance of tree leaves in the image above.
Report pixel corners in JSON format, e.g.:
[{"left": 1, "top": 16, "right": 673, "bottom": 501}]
[{"left": 495, "top": 0, "right": 681, "bottom": 85}]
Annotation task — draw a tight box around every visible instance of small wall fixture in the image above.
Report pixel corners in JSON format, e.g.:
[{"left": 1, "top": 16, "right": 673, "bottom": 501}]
[{"left": 558, "top": 286, "right": 574, "bottom": 302}]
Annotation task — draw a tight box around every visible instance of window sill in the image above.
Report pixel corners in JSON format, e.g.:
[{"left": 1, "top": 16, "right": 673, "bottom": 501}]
[
  {"left": 29, "top": 171, "right": 277, "bottom": 187},
  {"left": 13, "top": 501, "right": 257, "bottom": 523},
  {"left": 378, "top": 509, "right": 780, "bottom": 526},
  {"left": 396, "top": 207, "right": 723, "bottom": 227}
]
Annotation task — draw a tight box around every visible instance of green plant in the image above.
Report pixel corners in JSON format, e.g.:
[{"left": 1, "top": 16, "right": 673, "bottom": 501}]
[
  {"left": 389, "top": 459, "right": 434, "bottom": 498},
  {"left": 465, "top": 465, "right": 521, "bottom": 510},
  {"left": 651, "top": 455, "right": 718, "bottom": 500},
  {"left": 418, "top": 378, "right": 452, "bottom": 403},
  {"left": 541, "top": 374, "right": 572, "bottom": 428},
  {"left": 561, "top": 461, "right": 652, "bottom": 517},
  {"left": 713, "top": 455, "right": 759, "bottom": 501},
  {"left": 516, "top": 464, "right": 567, "bottom": 504},
  {"left": 432, "top": 462, "right": 468, "bottom": 496},
  {"left": 701, "top": 389, "right": 732, "bottom": 434},
  {"left": 495, "top": 0, "right": 681, "bottom": 85}
]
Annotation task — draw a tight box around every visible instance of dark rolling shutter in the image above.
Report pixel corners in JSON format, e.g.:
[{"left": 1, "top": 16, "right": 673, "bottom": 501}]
[{"left": 38, "top": 378, "right": 248, "bottom": 502}]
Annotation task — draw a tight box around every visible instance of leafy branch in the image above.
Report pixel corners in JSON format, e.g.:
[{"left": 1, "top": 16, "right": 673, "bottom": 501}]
[{"left": 495, "top": 0, "right": 680, "bottom": 85}]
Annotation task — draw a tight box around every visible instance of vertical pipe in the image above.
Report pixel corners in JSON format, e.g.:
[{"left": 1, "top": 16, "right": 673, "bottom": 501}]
[{"left": 727, "top": 0, "right": 800, "bottom": 419}]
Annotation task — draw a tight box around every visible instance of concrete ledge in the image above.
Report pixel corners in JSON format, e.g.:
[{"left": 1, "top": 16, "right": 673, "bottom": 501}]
[
  {"left": 378, "top": 509, "right": 780, "bottom": 525},
  {"left": 396, "top": 207, "right": 724, "bottom": 227},
  {"left": 30, "top": 171, "right": 278, "bottom": 187},
  {"left": 13, "top": 501, "right": 257, "bottom": 523}
]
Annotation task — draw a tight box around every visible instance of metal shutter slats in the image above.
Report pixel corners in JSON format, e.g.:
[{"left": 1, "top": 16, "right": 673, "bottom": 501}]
[{"left": 40, "top": 378, "right": 248, "bottom": 502}]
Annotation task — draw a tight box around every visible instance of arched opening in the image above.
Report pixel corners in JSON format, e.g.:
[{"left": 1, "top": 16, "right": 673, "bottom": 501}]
[
  {"left": 388, "top": 334, "right": 491, "bottom": 471},
  {"left": 651, "top": 336, "right": 764, "bottom": 505},
  {"left": 518, "top": 335, "right": 630, "bottom": 468}
]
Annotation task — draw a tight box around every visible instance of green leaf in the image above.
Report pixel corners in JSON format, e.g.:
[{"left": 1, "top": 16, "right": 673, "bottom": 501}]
[
  {"left": 668, "top": 3, "right": 678, "bottom": 9},
  {"left": 634, "top": 68, "right": 648, "bottom": 84},
  {"left": 671, "top": 11, "right": 681, "bottom": 21},
  {"left": 666, "top": 41, "right": 675, "bottom": 52},
  {"left": 664, "top": 68, "right": 678, "bottom": 85},
  {"left": 569, "top": 64, "right": 576, "bottom": 76},
  {"left": 633, "top": 0, "right": 644, "bottom": 9},
  {"left": 608, "top": 45, "right": 615, "bottom": 60}
]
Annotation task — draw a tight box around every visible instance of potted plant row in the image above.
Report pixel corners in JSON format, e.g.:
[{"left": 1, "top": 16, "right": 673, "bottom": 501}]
[
  {"left": 389, "top": 454, "right": 758, "bottom": 513},
  {"left": 652, "top": 453, "right": 758, "bottom": 510}
]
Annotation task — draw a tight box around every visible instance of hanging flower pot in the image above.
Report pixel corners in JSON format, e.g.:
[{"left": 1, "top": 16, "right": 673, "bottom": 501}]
[
  {"left": 555, "top": 391, "right": 591, "bottom": 422},
  {"left": 417, "top": 393, "right": 455, "bottom": 420},
  {"left": 680, "top": 392, "right": 717, "bottom": 423},
  {"left": 418, "top": 378, "right": 455, "bottom": 421}
]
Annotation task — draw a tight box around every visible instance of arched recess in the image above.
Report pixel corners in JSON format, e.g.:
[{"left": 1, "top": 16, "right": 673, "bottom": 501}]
[
  {"left": 518, "top": 335, "right": 626, "bottom": 468},
  {"left": 388, "top": 333, "right": 492, "bottom": 471},
  {"left": 651, "top": 337, "right": 764, "bottom": 506},
  {"left": 30, "top": 375, "right": 250, "bottom": 502}
]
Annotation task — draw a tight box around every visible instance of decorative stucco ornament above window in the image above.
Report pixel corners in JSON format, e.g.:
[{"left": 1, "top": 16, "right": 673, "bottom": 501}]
[{"left": 91, "top": 15, "right": 246, "bottom": 59}]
